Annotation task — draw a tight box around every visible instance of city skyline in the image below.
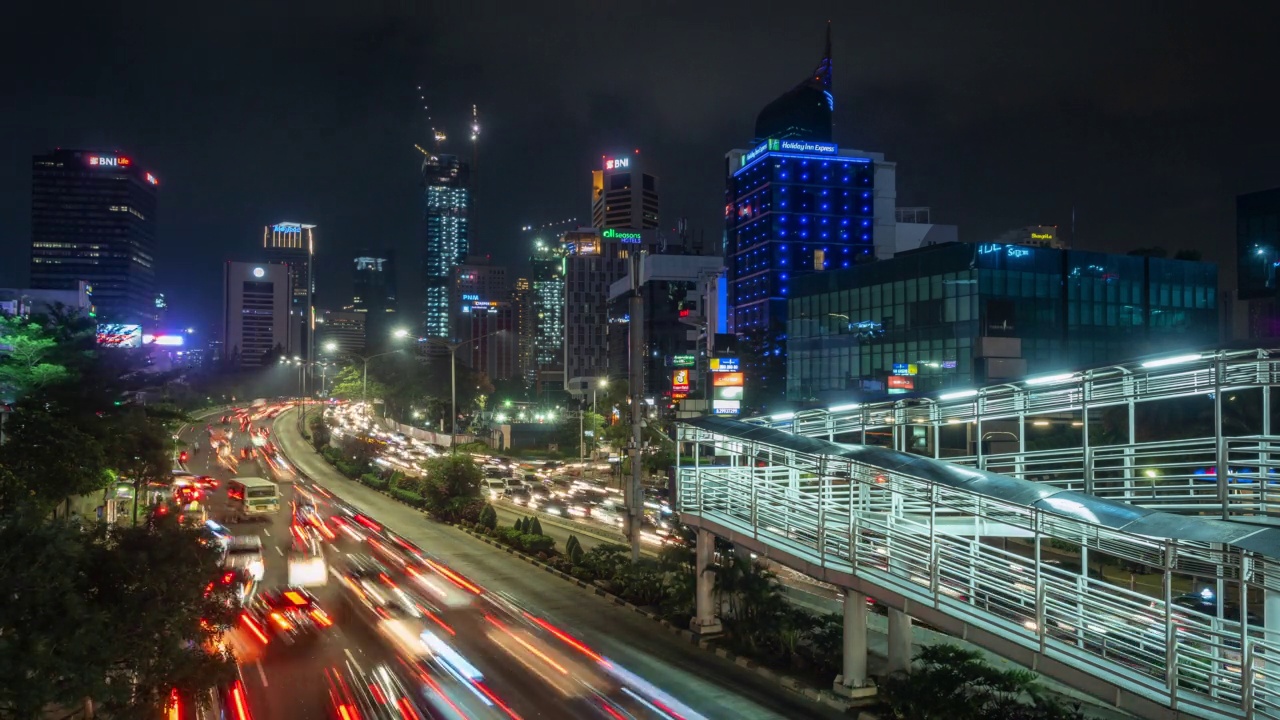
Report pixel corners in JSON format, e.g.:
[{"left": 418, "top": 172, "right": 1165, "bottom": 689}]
[{"left": 1, "top": 4, "right": 1278, "bottom": 334}]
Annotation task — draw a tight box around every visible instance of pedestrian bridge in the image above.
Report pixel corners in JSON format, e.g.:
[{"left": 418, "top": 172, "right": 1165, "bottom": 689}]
[{"left": 675, "top": 353, "right": 1280, "bottom": 719}]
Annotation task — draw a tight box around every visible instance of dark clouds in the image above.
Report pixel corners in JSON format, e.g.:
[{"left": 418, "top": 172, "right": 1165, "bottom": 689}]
[{"left": 2, "top": 0, "right": 1278, "bottom": 331}]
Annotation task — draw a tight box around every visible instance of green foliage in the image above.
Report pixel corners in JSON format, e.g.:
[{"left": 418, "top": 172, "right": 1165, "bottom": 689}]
[
  {"left": 529, "top": 517, "right": 543, "bottom": 536},
  {"left": 878, "top": 644, "right": 1084, "bottom": 720},
  {"left": 0, "top": 516, "right": 237, "bottom": 717},
  {"left": 565, "top": 534, "right": 581, "bottom": 556},
  {"left": 568, "top": 542, "right": 584, "bottom": 566},
  {"left": 418, "top": 454, "right": 483, "bottom": 522},
  {"left": 361, "top": 473, "right": 389, "bottom": 491},
  {"left": 0, "top": 315, "right": 69, "bottom": 401},
  {"left": 477, "top": 504, "right": 497, "bottom": 530},
  {"left": 307, "top": 413, "right": 331, "bottom": 450},
  {"left": 389, "top": 487, "right": 424, "bottom": 507}
]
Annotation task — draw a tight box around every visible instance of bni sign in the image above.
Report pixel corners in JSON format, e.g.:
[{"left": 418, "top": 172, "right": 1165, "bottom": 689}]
[{"left": 604, "top": 156, "right": 630, "bottom": 170}]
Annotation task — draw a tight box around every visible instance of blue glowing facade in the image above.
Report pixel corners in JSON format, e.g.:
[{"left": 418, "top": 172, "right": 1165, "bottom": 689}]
[
  {"left": 421, "top": 154, "right": 470, "bottom": 338},
  {"left": 726, "top": 149, "right": 877, "bottom": 326}
]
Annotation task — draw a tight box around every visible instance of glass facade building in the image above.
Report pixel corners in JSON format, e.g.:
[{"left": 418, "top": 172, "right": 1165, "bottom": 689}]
[
  {"left": 1237, "top": 188, "right": 1280, "bottom": 301},
  {"left": 29, "top": 149, "right": 159, "bottom": 326},
  {"left": 421, "top": 153, "right": 470, "bottom": 338},
  {"left": 530, "top": 241, "right": 565, "bottom": 377},
  {"left": 787, "top": 242, "right": 1219, "bottom": 401}
]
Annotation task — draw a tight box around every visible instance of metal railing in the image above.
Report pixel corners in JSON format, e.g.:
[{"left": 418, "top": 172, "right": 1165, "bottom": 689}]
[{"left": 677, "top": 420, "right": 1280, "bottom": 719}]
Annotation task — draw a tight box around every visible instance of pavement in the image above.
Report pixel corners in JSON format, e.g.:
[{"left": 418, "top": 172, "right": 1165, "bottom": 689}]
[{"left": 262, "top": 407, "right": 850, "bottom": 719}]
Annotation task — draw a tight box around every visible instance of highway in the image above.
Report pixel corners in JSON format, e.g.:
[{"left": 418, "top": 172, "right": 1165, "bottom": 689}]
[{"left": 178, "top": 405, "right": 846, "bottom": 719}]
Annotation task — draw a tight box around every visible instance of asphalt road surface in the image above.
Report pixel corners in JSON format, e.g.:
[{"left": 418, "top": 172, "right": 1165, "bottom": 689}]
[{"left": 176, "top": 406, "right": 846, "bottom": 719}]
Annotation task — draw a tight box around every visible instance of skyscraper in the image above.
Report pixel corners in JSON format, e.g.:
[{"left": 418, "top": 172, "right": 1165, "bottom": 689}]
[
  {"left": 263, "top": 222, "right": 315, "bottom": 359},
  {"left": 353, "top": 252, "right": 398, "bottom": 350},
  {"left": 591, "top": 151, "right": 659, "bottom": 230},
  {"left": 448, "top": 255, "right": 507, "bottom": 339},
  {"left": 512, "top": 277, "right": 535, "bottom": 383},
  {"left": 724, "top": 26, "right": 896, "bottom": 409},
  {"left": 530, "top": 239, "right": 565, "bottom": 386},
  {"left": 422, "top": 153, "right": 471, "bottom": 338},
  {"left": 29, "top": 149, "right": 160, "bottom": 325},
  {"left": 222, "top": 261, "right": 290, "bottom": 368}
]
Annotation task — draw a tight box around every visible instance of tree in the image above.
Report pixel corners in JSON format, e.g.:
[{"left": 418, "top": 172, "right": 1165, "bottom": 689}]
[
  {"left": 0, "top": 516, "right": 237, "bottom": 718},
  {"left": 0, "top": 315, "right": 69, "bottom": 402},
  {"left": 0, "top": 401, "right": 110, "bottom": 515},
  {"left": 420, "top": 454, "right": 483, "bottom": 521},
  {"left": 308, "top": 413, "right": 331, "bottom": 450}
]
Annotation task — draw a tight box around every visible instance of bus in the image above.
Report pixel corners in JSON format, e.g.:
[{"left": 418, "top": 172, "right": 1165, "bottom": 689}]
[{"left": 226, "top": 476, "right": 280, "bottom": 522}]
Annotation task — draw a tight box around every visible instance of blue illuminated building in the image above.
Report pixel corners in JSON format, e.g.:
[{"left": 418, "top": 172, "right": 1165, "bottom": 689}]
[
  {"left": 787, "top": 242, "right": 1219, "bottom": 402},
  {"left": 421, "top": 153, "right": 470, "bottom": 338},
  {"left": 723, "top": 24, "right": 896, "bottom": 410}
]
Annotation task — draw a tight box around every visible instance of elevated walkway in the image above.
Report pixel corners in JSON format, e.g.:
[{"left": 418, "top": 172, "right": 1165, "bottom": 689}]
[{"left": 676, "top": 413, "right": 1280, "bottom": 720}]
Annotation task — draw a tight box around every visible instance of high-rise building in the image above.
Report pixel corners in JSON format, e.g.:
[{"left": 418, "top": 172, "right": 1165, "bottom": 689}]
[
  {"left": 29, "top": 149, "right": 160, "bottom": 326},
  {"left": 353, "top": 252, "right": 398, "bottom": 350},
  {"left": 0, "top": 283, "right": 94, "bottom": 319},
  {"left": 320, "top": 310, "right": 366, "bottom": 357},
  {"left": 222, "top": 261, "right": 291, "bottom": 368},
  {"left": 591, "top": 151, "right": 659, "bottom": 230},
  {"left": 422, "top": 153, "right": 471, "bottom": 338},
  {"left": 449, "top": 255, "right": 507, "bottom": 339},
  {"left": 562, "top": 227, "right": 664, "bottom": 390},
  {"left": 458, "top": 299, "right": 517, "bottom": 381},
  {"left": 991, "top": 225, "right": 1066, "bottom": 250},
  {"left": 724, "top": 30, "right": 896, "bottom": 410},
  {"left": 530, "top": 240, "right": 566, "bottom": 387},
  {"left": 1236, "top": 188, "right": 1280, "bottom": 339},
  {"left": 263, "top": 222, "right": 315, "bottom": 360},
  {"left": 511, "top": 277, "right": 535, "bottom": 382}
]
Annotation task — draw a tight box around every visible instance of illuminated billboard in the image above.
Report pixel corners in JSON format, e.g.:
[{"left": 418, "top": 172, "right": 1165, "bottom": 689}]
[
  {"left": 143, "top": 334, "right": 185, "bottom": 347},
  {"left": 604, "top": 156, "right": 630, "bottom": 170},
  {"left": 714, "top": 386, "right": 743, "bottom": 401},
  {"left": 709, "top": 357, "right": 740, "bottom": 372},
  {"left": 712, "top": 372, "right": 744, "bottom": 387},
  {"left": 601, "top": 228, "right": 642, "bottom": 244},
  {"left": 97, "top": 324, "right": 142, "bottom": 348},
  {"left": 671, "top": 369, "right": 690, "bottom": 393},
  {"left": 887, "top": 376, "right": 914, "bottom": 390},
  {"left": 713, "top": 400, "right": 741, "bottom": 415}
]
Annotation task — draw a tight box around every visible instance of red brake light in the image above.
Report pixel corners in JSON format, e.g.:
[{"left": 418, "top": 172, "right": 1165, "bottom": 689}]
[{"left": 284, "top": 591, "right": 308, "bottom": 606}]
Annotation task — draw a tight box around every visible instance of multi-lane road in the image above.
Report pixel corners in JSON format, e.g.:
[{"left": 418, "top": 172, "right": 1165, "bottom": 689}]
[{"left": 177, "top": 406, "right": 846, "bottom": 719}]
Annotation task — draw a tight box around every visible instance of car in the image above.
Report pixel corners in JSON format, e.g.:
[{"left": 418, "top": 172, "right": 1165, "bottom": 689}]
[
  {"left": 244, "top": 588, "right": 332, "bottom": 646},
  {"left": 324, "top": 663, "right": 420, "bottom": 720},
  {"left": 222, "top": 535, "right": 265, "bottom": 581},
  {"left": 335, "top": 554, "right": 421, "bottom": 621},
  {"left": 195, "top": 475, "right": 220, "bottom": 490}
]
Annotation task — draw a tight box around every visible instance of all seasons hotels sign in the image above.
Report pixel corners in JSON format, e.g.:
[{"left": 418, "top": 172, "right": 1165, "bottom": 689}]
[
  {"left": 602, "top": 228, "right": 642, "bottom": 244},
  {"left": 741, "top": 138, "right": 840, "bottom": 166}
]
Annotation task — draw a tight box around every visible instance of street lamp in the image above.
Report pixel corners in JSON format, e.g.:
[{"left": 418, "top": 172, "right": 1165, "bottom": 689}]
[
  {"left": 423, "top": 329, "right": 511, "bottom": 452},
  {"left": 340, "top": 329, "right": 414, "bottom": 420}
]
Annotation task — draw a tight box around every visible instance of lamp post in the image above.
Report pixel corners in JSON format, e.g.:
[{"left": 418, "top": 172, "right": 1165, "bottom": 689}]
[
  {"left": 424, "top": 329, "right": 512, "bottom": 452},
  {"left": 345, "top": 329, "right": 412, "bottom": 424}
]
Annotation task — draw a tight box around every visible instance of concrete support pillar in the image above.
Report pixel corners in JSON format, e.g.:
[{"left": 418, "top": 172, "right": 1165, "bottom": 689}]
[
  {"left": 834, "top": 591, "right": 874, "bottom": 697},
  {"left": 886, "top": 608, "right": 914, "bottom": 675},
  {"left": 1266, "top": 586, "right": 1280, "bottom": 646},
  {"left": 689, "top": 529, "right": 722, "bottom": 636}
]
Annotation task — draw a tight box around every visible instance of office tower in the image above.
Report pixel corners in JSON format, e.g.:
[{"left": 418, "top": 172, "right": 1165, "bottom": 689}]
[
  {"left": 222, "top": 262, "right": 291, "bottom": 368},
  {"left": 29, "top": 149, "right": 160, "bottom": 326},
  {"left": 448, "top": 255, "right": 507, "bottom": 338},
  {"left": 530, "top": 239, "right": 566, "bottom": 387},
  {"left": 353, "top": 252, "right": 398, "bottom": 350},
  {"left": 320, "top": 310, "right": 366, "bottom": 357},
  {"left": 457, "top": 299, "right": 517, "bottom": 381},
  {"left": 263, "top": 222, "right": 316, "bottom": 359},
  {"left": 991, "top": 225, "right": 1066, "bottom": 250},
  {"left": 512, "top": 277, "right": 535, "bottom": 382},
  {"left": 562, "top": 227, "right": 664, "bottom": 391},
  {"left": 591, "top": 151, "right": 659, "bottom": 230},
  {"left": 786, "top": 242, "right": 1219, "bottom": 401},
  {"left": 723, "top": 28, "right": 896, "bottom": 409},
  {"left": 0, "top": 283, "right": 94, "bottom": 319},
  {"left": 421, "top": 152, "right": 471, "bottom": 338}
]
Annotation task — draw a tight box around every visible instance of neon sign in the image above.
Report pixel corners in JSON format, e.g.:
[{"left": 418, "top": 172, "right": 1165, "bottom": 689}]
[
  {"left": 602, "top": 228, "right": 642, "bottom": 244},
  {"left": 1030, "top": 232, "right": 1053, "bottom": 240},
  {"left": 775, "top": 139, "right": 838, "bottom": 155},
  {"left": 742, "top": 141, "right": 771, "bottom": 166},
  {"left": 88, "top": 156, "right": 131, "bottom": 168},
  {"left": 462, "top": 294, "right": 479, "bottom": 301},
  {"left": 604, "top": 156, "right": 630, "bottom": 170},
  {"left": 273, "top": 224, "right": 302, "bottom": 233},
  {"left": 145, "top": 173, "right": 159, "bottom": 185},
  {"left": 978, "top": 244, "right": 1032, "bottom": 259}
]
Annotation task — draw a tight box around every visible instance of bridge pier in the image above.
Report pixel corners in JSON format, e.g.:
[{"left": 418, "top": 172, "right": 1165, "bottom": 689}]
[
  {"left": 833, "top": 591, "right": 876, "bottom": 698},
  {"left": 689, "top": 528, "right": 723, "bottom": 637},
  {"left": 886, "top": 608, "right": 914, "bottom": 674}
]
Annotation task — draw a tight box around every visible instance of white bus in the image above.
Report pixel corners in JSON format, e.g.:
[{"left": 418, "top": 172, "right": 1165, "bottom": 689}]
[{"left": 226, "top": 476, "right": 280, "bottom": 522}]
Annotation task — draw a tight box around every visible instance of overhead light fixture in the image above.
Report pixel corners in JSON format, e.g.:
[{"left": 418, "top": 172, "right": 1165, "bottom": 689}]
[
  {"left": 828, "top": 403, "right": 860, "bottom": 413},
  {"left": 1025, "top": 373, "right": 1076, "bottom": 386},
  {"left": 1141, "top": 354, "right": 1202, "bottom": 369},
  {"left": 772, "top": 412, "right": 796, "bottom": 421},
  {"left": 1033, "top": 420, "right": 1050, "bottom": 426},
  {"left": 939, "top": 389, "right": 978, "bottom": 400}
]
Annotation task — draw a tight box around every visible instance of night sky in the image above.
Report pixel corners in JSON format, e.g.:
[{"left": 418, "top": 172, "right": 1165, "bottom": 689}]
[{"left": 3, "top": 1, "right": 1278, "bottom": 334}]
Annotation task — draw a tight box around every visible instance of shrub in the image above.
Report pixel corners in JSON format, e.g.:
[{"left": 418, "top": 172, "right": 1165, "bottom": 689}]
[
  {"left": 565, "top": 534, "right": 581, "bottom": 556},
  {"left": 477, "top": 504, "right": 498, "bottom": 530},
  {"left": 360, "top": 473, "right": 388, "bottom": 490},
  {"left": 569, "top": 543, "right": 584, "bottom": 566},
  {"left": 520, "top": 534, "right": 555, "bottom": 554},
  {"left": 389, "top": 487, "right": 423, "bottom": 507},
  {"left": 530, "top": 517, "right": 543, "bottom": 536},
  {"left": 519, "top": 517, "right": 531, "bottom": 534}
]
